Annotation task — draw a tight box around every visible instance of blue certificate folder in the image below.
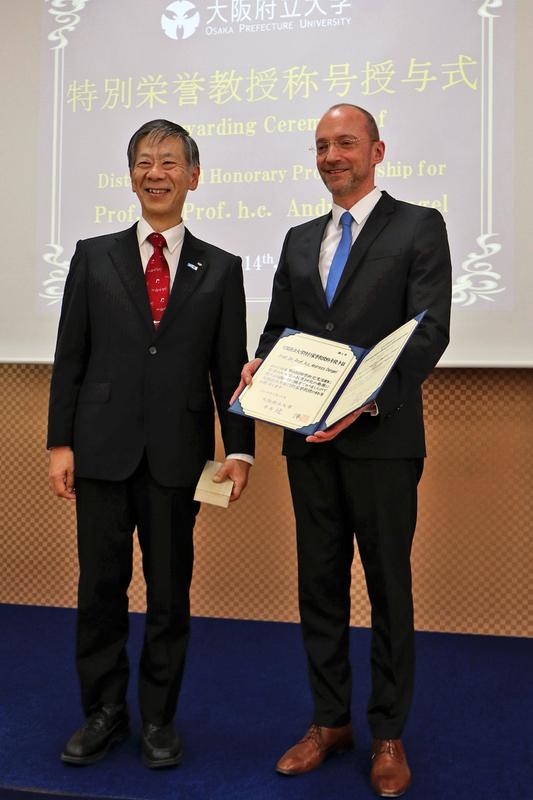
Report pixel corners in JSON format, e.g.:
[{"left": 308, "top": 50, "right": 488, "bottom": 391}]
[{"left": 229, "top": 311, "right": 426, "bottom": 436}]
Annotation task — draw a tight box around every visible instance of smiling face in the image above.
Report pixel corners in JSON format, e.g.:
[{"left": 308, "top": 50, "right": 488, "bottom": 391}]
[
  {"left": 130, "top": 134, "right": 200, "bottom": 231},
  {"left": 315, "top": 106, "right": 385, "bottom": 209}
]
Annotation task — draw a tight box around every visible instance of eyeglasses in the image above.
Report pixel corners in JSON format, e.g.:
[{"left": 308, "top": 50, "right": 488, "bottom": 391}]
[{"left": 310, "top": 137, "right": 378, "bottom": 156}]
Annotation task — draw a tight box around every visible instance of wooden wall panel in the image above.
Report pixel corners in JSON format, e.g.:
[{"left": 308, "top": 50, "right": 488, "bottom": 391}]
[{"left": 0, "top": 364, "right": 531, "bottom": 636}]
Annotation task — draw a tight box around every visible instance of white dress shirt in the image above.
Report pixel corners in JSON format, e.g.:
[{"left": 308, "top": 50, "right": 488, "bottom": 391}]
[
  {"left": 137, "top": 217, "right": 185, "bottom": 287},
  {"left": 318, "top": 188, "right": 382, "bottom": 416},
  {"left": 318, "top": 186, "right": 382, "bottom": 289}
]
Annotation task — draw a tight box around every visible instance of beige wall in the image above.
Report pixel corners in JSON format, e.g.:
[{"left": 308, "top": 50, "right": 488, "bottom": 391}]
[{"left": 1, "top": 364, "right": 531, "bottom": 637}]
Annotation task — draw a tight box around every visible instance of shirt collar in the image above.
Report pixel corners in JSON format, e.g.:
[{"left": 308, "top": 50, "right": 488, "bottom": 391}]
[
  {"left": 331, "top": 186, "right": 382, "bottom": 227},
  {"left": 137, "top": 217, "right": 185, "bottom": 254}
]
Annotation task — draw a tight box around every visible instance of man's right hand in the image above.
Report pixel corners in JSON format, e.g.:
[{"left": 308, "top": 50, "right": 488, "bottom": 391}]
[
  {"left": 48, "top": 446, "right": 76, "bottom": 500},
  {"left": 229, "top": 358, "right": 263, "bottom": 405}
]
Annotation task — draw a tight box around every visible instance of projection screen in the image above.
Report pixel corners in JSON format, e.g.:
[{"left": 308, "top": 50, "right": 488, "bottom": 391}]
[{"left": 1, "top": 0, "right": 531, "bottom": 367}]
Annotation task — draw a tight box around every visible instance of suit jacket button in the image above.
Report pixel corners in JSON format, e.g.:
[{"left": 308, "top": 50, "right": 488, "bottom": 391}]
[
  {"left": 325, "top": 322, "right": 335, "bottom": 332},
  {"left": 148, "top": 345, "right": 157, "bottom": 355}
]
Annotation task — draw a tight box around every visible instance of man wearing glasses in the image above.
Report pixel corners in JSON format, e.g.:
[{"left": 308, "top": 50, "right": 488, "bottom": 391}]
[{"left": 233, "top": 104, "right": 451, "bottom": 796}]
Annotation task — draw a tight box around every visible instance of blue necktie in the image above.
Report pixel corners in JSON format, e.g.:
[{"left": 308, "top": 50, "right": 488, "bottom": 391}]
[{"left": 325, "top": 211, "right": 353, "bottom": 306}]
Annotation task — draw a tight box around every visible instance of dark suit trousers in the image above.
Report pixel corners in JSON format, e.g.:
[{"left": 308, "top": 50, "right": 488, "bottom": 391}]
[
  {"left": 74, "top": 455, "right": 199, "bottom": 726},
  {"left": 287, "top": 447, "right": 423, "bottom": 739}
]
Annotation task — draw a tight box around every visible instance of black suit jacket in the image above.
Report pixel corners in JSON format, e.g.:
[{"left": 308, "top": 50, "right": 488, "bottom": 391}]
[
  {"left": 256, "top": 191, "right": 451, "bottom": 459},
  {"left": 48, "top": 224, "right": 254, "bottom": 486}
]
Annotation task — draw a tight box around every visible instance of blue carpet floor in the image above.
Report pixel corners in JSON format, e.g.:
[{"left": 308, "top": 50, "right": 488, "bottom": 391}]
[{"left": 0, "top": 604, "right": 531, "bottom": 800}]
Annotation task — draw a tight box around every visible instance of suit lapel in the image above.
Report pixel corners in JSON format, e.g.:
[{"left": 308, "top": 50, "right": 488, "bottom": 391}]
[
  {"left": 156, "top": 228, "right": 208, "bottom": 336},
  {"left": 301, "top": 214, "right": 331, "bottom": 308},
  {"left": 108, "top": 224, "right": 153, "bottom": 331},
  {"left": 331, "top": 191, "right": 395, "bottom": 305}
]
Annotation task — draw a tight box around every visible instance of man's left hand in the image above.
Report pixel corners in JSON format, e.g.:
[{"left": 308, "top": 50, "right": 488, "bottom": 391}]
[
  {"left": 212, "top": 458, "right": 251, "bottom": 501},
  {"left": 305, "top": 404, "right": 372, "bottom": 443}
]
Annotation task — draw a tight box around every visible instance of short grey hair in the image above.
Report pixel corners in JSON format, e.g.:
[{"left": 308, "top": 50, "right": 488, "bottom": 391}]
[{"left": 127, "top": 119, "right": 200, "bottom": 170}]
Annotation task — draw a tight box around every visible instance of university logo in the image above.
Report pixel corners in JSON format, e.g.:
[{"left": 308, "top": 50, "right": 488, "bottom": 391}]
[{"left": 161, "top": 1, "right": 200, "bottom": 40}]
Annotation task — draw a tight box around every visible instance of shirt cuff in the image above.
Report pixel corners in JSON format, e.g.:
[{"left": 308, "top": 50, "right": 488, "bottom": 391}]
[
  {"left": 226, "top": 453, "right": 254, "bottom": 465},
  {"left": 365, "top": 400, "right": 379, "bottom": 416}
]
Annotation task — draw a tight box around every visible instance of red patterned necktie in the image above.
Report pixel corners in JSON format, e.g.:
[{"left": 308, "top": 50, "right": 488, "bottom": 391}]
[{"left": 146, "top": 232, "right": 170, "bottom": 327}]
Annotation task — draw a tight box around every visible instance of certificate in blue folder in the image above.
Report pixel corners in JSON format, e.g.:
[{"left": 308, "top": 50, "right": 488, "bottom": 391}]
[{"left": 229, "top": 312, "right": 426, "bottom": 436}]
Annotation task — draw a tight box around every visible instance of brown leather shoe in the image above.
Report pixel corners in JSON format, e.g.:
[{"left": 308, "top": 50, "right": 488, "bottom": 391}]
[
  {"left": 276, "top": 723, "right": 354, "bottom": 775},
  {"left": 370, "top": 738, "right": 411, "bottom": 797}
]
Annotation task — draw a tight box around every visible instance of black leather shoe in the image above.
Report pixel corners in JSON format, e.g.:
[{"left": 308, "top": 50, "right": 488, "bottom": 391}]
[
  {"left": 142, "top": 722, "right": 182, "bottom": 768},
  {"left": 61, "top": 704, "right": 130, "bottom": 765}
]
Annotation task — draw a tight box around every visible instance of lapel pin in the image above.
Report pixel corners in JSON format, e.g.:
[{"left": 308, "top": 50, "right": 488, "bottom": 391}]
[{"left": 186, "top": 261, "right": 203, "bottom": 271}]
